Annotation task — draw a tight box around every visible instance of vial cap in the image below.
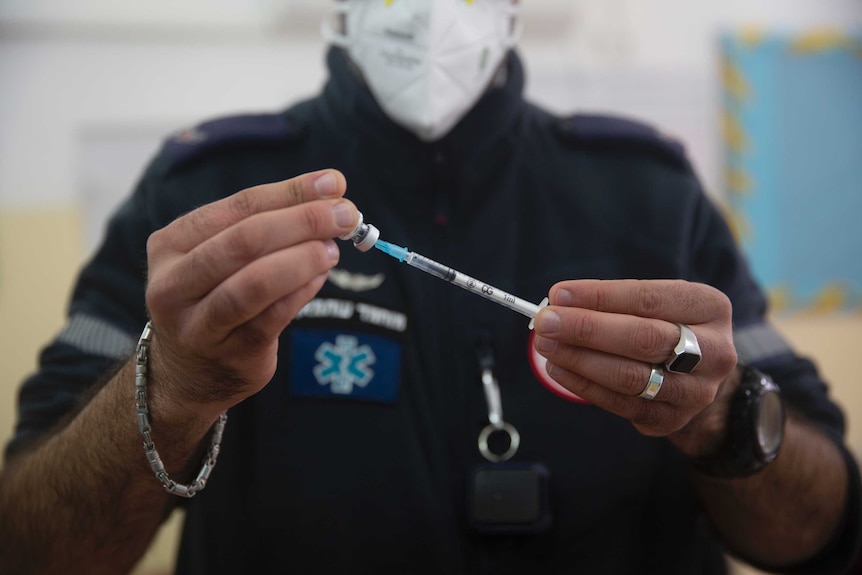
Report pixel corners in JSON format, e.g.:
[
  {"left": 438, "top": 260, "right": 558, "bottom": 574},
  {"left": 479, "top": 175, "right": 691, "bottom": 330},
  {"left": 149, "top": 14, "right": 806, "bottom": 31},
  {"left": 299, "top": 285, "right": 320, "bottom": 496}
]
[{"left": 354, "top": 224, "right": 380, "bottom": 252}]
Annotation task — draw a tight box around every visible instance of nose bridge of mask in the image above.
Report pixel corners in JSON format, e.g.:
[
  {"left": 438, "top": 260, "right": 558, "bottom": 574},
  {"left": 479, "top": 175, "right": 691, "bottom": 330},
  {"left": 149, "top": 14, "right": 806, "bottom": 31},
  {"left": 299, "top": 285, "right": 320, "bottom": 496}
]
[{"left": 434, "top": 1, "right": 521, "bottom": 50}]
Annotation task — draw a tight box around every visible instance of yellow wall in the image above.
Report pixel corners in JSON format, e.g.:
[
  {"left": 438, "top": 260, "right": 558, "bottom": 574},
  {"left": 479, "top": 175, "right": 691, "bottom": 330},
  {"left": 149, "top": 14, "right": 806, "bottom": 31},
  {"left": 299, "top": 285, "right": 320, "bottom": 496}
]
[
  {"left": 1, "top": 210, "right": 861, "bottom": 574},
  {"left": 0, "top": 210, "right": 180, "bottom": 575},
  {"left": 0, "top": 210, "right": 84, "bottom": 449}
]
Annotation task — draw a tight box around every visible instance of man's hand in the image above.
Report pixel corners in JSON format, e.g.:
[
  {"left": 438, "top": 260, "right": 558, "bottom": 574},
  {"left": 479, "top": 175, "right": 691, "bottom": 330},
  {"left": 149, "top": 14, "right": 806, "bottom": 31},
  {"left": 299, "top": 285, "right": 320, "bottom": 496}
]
[
  {"left": 532, "top": 279, "right": 739, "bottom": 456},
  {"left": 0, "top": 170, "right": 360, "bottom": 575},
  {"left": 145, "top": 169, "right": 359, "bottom": 420}
]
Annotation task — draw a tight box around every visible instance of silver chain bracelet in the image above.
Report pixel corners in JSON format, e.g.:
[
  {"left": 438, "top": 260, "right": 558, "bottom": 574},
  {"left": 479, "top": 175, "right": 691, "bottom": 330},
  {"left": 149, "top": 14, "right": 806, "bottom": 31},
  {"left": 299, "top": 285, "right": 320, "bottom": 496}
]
[{"left": 135, "top": 321, "right": 227, "bottom": 498}]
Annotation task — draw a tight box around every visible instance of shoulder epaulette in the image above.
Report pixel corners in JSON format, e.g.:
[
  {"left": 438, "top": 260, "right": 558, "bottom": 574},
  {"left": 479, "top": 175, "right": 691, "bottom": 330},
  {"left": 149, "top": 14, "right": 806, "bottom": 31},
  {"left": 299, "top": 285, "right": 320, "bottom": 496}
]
[
  {"left": 556, "top": 113, "right": 689, "bottom": 169},
  {"left": 156, "top": 112, "right": 302, "bottom": 175}
]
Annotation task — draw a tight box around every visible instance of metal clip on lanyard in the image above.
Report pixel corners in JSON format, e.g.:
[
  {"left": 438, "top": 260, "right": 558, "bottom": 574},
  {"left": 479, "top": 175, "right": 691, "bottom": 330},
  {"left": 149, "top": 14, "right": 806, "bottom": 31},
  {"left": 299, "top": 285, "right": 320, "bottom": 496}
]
[{"left": 476, "top": 339, "right": 520, "bottom": 463}]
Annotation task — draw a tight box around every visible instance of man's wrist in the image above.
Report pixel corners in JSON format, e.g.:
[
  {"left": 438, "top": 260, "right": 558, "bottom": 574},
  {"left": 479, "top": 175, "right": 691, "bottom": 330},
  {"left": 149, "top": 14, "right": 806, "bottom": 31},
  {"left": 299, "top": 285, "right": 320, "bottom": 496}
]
[
  {"left": 134, "top": 321, "right": 227, "bottom": 498},
  {"left": 667, "top": 368, "right": 741, "bottom": 458},
  {"left": 146, "top": 334, "right": 226, "bottom": 434}
]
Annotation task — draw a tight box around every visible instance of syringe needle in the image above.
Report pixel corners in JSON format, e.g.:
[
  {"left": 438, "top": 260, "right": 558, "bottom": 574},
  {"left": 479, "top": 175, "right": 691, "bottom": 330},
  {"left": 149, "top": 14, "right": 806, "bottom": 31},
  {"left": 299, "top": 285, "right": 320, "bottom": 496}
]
[{"left": 374, "top": 239, "right": 548, "bottom": 328}]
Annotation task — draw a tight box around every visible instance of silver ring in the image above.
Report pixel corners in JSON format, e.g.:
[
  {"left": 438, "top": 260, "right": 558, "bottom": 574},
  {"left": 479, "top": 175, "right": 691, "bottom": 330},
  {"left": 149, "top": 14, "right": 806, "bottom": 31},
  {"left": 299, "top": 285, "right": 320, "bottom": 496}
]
[
  {"left": 638, "top": 366, "right": 664, "bottom": 400},
  {"left": 478, "top": 422, "right": 520, "bottom": 463},
  {"left": 665, "top": 323, "right": 702, "bottom": 374}
]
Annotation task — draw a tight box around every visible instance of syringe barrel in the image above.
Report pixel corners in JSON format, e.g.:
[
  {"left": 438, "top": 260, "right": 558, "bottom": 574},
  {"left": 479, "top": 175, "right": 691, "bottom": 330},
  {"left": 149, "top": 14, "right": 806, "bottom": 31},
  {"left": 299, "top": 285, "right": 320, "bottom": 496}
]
[
  {"left": 405, "top": 252, "right": 539, "bottom": 319},
  {"left": 450, "top": 271, "right": 541, "bottom": 319},
  {"left": 404, "top": 253, "right": 456, "bottom": 282},
  {"left": 378, "top": 243, "right": 543, "bottom": 323}
]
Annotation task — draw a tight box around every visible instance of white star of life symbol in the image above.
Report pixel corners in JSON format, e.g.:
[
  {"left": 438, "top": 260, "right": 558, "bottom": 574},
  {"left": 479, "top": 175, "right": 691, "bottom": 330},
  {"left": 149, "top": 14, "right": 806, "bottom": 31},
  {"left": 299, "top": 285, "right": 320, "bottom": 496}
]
[{"left": 313, "top": 335, "right": 376, "bottom": 394}]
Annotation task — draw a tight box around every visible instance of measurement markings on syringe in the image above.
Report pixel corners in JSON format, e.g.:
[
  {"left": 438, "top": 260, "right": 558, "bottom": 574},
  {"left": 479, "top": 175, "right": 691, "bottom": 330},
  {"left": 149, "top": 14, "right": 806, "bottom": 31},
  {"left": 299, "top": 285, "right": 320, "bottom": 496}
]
[{"left": 478, "top": 283, "right": 516, "bottom": 304}]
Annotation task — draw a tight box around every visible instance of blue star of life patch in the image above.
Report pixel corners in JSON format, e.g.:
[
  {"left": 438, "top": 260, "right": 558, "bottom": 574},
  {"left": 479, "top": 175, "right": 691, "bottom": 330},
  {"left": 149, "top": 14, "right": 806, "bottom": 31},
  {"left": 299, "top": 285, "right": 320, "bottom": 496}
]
[
  {"left": 313, "top": 335, "right": 375, "bottom": 394},
  {"left": 289, "top": 328, "right": 401, "bottom": 404}
]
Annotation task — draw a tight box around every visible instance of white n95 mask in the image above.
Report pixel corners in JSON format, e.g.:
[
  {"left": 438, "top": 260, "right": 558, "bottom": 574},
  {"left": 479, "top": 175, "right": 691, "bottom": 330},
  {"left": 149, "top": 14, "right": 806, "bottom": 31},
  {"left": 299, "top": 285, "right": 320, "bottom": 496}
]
[{"left": 324, "top": 0, "right": 521, "bottom": 142}]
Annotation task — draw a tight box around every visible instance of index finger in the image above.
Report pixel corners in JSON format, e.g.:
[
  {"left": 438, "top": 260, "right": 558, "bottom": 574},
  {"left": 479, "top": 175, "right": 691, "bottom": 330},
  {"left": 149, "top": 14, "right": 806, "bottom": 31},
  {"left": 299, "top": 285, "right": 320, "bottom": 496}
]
[
  {"left": 161, "top": 169, "right": 346, "bottom": 254},
  {"left": 548, "top": 279, "right": 731, "bottom": 325}
]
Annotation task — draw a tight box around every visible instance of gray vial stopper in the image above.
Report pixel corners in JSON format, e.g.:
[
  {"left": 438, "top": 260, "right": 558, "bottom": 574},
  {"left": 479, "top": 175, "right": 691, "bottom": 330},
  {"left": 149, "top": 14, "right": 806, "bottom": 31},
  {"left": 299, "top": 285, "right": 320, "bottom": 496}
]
[{"left": 353, "top": 223, "right": 380, "bottom": 252}]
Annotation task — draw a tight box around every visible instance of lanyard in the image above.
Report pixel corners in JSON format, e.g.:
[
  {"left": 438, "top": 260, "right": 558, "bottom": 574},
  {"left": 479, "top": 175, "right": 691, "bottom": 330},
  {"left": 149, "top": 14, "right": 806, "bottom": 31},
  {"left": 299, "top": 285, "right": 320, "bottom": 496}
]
[{"left": 476, "top": 337, "right": 520, "bottom": 463}]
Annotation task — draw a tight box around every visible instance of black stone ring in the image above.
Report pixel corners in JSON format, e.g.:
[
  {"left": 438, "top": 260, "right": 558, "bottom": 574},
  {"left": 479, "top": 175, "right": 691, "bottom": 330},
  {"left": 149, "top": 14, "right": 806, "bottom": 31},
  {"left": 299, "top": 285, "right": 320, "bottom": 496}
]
[{"left": 665, "top": 323, "right": 702, "bottom": 373}]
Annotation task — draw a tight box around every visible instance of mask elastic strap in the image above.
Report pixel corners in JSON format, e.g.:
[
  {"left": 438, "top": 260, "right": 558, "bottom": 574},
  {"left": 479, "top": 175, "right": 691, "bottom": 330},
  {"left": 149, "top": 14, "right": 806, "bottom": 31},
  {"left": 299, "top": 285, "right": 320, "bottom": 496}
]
[
  {"left": 321, "top": 4, "right": 351, "bottom": 48},
  {"left": 506, "top": 20, "right": 523, "bottom": 49},
  {"left": 503, "top": 7, "right": 523, "bottom": 49}
]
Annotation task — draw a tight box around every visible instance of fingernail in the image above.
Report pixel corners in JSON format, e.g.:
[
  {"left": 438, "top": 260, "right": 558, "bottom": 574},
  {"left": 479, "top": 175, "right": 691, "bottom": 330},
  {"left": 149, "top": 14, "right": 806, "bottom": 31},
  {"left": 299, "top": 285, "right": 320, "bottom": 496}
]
[
  {"left": 332, "top": 201, "right": 356, "bottom": 228},
  {"left": 324, "top": 239, "right": 339, "bottom": 261},
  {"left": 314, "top": 172, "right": 338, "bottom": 198},
  {"left": 535, "top": 309, "right": 560, "bottom": 335},
  {"left": 555, "top": 289, "right": 573, "bottom": 306},
  {"left": 534, "top": 336, "right": 557, "bottom": 354}
]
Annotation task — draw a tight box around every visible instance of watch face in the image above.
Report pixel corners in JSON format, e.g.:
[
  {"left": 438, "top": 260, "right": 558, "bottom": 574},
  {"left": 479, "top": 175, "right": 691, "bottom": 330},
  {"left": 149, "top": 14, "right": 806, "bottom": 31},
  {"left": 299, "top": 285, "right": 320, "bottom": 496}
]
[{"left": 756, "top": 391, "right": 784, "bottom": 456}]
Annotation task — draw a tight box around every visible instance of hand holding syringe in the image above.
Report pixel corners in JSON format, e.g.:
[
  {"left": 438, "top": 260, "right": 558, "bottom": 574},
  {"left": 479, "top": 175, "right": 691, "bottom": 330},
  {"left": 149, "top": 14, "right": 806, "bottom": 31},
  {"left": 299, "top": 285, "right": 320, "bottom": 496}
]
[{"left": 341, "top": 213, "right": 548, "bottom": 329}]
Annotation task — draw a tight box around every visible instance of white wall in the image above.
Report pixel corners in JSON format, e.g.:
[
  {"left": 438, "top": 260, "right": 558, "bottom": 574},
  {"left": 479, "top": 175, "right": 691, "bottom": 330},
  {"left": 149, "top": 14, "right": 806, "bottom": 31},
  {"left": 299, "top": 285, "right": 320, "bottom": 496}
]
[
  {"left": 0, "top": 39, "right": 327, "bottom": 206},
  {"left": 1, "top": 0, "right": 860, "bottom": 214}
]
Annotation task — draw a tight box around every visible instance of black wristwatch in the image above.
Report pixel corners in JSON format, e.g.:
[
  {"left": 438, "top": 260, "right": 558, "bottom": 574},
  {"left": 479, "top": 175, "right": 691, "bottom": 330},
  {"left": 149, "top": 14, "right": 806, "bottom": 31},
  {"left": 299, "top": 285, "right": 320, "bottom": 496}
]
[{"left": 689, "top": 366, "right": 786, "bottom": 478}]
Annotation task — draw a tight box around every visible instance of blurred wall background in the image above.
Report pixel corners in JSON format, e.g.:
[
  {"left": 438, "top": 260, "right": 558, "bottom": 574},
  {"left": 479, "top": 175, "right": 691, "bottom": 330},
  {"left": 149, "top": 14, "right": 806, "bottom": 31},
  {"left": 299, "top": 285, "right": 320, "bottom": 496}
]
[{"left": 0, "top": 1, "right": 860, "bottom": 573}]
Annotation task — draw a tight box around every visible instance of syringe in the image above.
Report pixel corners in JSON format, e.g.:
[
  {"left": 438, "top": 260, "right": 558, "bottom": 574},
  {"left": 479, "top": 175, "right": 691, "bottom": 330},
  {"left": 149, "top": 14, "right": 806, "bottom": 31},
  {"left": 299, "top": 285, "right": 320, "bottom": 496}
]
[
  {"left": 376, "top": 240, "right": 547, "bottom": 328},
  {"left": 339, "top": 212, "right": 547, "bottom": 328}
]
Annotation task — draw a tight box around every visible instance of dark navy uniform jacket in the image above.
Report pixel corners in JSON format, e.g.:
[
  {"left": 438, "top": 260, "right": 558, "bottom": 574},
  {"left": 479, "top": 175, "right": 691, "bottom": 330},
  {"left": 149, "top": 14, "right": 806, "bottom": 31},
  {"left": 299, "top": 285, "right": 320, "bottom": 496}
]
[{"left": 8, "top": 47, "right": 862, "bottom": 574}]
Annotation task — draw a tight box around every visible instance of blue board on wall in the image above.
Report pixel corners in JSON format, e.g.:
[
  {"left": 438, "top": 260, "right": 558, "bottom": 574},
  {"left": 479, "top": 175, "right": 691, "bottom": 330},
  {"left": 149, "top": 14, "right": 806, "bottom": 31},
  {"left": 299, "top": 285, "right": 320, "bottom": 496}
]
[{"left": 722, "top": 31, "right": 862, "bottom": 313}]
